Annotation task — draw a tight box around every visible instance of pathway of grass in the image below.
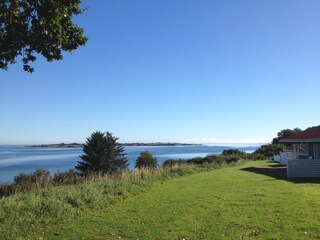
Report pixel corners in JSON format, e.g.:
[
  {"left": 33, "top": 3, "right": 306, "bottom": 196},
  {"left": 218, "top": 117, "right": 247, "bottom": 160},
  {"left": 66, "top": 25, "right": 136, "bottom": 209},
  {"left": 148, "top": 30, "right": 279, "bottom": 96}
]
[{"left": 47, "top": 161, "right": 320, "bottom": 239}]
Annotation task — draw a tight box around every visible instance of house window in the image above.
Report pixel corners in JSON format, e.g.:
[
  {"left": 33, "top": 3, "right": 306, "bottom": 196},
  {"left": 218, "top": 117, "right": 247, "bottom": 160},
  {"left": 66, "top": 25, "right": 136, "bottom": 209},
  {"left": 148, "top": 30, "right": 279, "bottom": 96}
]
[
  {"left": 298, "top": 143, "right": 309, "bottom": 159},
  {"left": 315, "top": 143, "right": 320, "bottom": 159}
]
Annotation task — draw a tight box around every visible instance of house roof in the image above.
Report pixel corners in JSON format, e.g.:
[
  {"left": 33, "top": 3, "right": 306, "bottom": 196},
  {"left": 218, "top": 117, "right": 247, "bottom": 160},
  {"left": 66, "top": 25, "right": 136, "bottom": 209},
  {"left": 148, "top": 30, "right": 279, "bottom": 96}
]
[{"left": 279, "top": 125, "right": 320, "bottom": 143}]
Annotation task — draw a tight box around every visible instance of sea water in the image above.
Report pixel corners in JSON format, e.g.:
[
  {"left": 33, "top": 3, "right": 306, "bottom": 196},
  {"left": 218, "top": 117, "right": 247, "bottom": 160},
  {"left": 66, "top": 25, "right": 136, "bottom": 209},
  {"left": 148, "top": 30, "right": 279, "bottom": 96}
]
[{"left": 0, "top": 144, "right": 259, "bottom": 183}]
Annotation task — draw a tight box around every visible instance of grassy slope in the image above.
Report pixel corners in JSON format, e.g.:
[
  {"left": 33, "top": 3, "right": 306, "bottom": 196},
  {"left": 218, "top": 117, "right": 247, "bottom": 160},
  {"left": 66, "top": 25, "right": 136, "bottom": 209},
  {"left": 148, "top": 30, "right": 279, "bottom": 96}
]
[{"left": 46, "top": 161, "right": 320, "bottom": 240}]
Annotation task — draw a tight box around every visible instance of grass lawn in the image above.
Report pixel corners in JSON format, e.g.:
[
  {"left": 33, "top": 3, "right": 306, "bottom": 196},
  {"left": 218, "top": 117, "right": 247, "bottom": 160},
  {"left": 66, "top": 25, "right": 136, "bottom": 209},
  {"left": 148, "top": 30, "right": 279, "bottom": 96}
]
[{"left": 46, "top": 161, "right": 320, "bottom": 240}]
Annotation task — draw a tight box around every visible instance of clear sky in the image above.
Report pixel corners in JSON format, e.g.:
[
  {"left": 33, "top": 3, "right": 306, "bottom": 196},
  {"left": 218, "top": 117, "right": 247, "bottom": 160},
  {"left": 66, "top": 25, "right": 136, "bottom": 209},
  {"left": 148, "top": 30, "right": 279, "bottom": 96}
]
[{"left": 0, "top": 0, "right": 319, "bottom": 144}]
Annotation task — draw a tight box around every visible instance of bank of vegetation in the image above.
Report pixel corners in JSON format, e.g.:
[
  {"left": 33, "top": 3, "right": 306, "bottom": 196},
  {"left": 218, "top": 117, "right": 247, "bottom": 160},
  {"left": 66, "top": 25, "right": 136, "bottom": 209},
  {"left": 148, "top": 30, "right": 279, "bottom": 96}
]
[
  {"left": 0, "top": 161, "right": 245, "bottom": 239},
  {"left": 0, "top": 132, "right": 268, "bottom": 239},
  {"left": 50, "top": 160, "right": 320, "bottom": 240},
  {"left": 0, "top": 130, "right": 272, "bottom": 239}
]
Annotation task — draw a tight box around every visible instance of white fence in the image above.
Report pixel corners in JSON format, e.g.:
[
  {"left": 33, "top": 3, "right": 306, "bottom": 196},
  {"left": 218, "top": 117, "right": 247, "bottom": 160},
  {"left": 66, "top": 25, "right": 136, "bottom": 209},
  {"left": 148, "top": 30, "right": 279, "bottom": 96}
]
[
  {"left": 287, "top": 160, "right": 320, "bottom": 178},
  {"left": 273, "top": 151, "right": 295, "bottom": 165}
]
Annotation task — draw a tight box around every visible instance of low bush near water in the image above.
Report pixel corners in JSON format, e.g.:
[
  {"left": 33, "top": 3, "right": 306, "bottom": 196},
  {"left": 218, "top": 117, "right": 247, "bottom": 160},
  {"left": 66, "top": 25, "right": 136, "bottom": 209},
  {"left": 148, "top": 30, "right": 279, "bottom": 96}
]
[
  {"left": 53, "top": 169, "right": 84, "bottom": 185},
  {"left": 163, "top": 151, "right": 265, "bottom": 167},
  {"left": 0, "top": 169, "right": 85, "bottom": 197}
]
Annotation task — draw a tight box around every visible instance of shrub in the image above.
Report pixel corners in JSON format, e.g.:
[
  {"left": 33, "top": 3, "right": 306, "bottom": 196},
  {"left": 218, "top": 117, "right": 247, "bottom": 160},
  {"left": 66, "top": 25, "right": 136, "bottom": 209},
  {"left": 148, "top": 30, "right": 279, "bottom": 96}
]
[
  {"left": 32, "top": 169, "right": 52, "bottom": 188},
  {"left": 246, "top": 153, "right": 266, "bottom": 160},
  {"left": 135, "top": 151, "right": 157, "bottom": 169},
  {"left": 0, "top": 184, "right": 15, "bottom": 197},
  {"left": 14, "top": 172, "right": 34, "bottom": 186},
  {"left": 222, "top": 155, "right": 241, "bottom": 164},
  {"left": 53, "top": 169, "right": 84, "bottom": 185},
  {"left": 187, "top": 157, "right": 206, "bottom": 165},
  {"left": 202, "top": 155, "right": 219, "bottom": 165},
  {"left": 254, "top": 144, "right": 284, "bottom": 157},
  {"left": 163, "top": 159, "right": 186, "bottom": 168},
  {"left": 163, "top": 154, "right": 243, "bottom": 168},
  {"left": 222, "top": 149, "right": 245, "bottom": 156},
  {"left": 12, "top": 169, "right": 52, "bottom": 193}
]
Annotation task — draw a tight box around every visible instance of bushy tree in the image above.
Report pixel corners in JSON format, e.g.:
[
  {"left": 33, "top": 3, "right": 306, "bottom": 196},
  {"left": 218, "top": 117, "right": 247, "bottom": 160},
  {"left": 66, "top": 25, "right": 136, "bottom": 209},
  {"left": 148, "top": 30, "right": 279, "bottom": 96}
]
[
  {"left": 13, "top": 169, "right": 52, "bottom": 191},
  {"left": 0, "top": 0, "right": 88, "bottom": 73},
  {"left": 254, "top": 144, "right": 284, "bottom": 158},
  {"left": 222, "top": 149, "right": 244, "bottom": 156},
  {"left": 76, "top": 131, "right": 128, "bottom": 175},
  {"left": 272, "top": 128, "right": 302, "bottom": 144},
  {"left": 135, "top": 151, "right": 157, "bottom": 169}
]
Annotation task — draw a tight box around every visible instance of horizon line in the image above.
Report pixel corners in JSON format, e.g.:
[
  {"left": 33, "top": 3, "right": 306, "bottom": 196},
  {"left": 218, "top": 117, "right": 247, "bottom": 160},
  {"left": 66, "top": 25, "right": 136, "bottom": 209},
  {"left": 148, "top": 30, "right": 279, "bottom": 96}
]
[{"left": 0, "top": 142, "right": 267, "bottom": 146}]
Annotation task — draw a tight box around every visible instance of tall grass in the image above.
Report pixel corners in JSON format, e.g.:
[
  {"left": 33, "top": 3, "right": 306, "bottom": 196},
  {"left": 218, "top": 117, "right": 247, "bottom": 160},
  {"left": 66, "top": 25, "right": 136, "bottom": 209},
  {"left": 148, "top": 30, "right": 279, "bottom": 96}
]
[{"left": 0, "top": 158, "right": 245, "bottom": 239}]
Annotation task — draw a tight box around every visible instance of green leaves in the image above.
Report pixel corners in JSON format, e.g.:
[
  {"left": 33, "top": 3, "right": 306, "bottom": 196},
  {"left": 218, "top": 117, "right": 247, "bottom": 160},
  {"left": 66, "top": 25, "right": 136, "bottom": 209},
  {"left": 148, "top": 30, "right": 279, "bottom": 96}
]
[
  {"left": 76, "top": 131, "right": 129, "bottom": 175},
  {"left": 0, "top": 0, "right": 88, "bottom": 73},
  {"left": 272, "top": 128, "right": 302, "bottom": 144},
  {"left": 254, "top": 143, "right": 284, "bottom": 157},
  {"left": 135, "top": 151, "right": 157, "bottom": 170}
]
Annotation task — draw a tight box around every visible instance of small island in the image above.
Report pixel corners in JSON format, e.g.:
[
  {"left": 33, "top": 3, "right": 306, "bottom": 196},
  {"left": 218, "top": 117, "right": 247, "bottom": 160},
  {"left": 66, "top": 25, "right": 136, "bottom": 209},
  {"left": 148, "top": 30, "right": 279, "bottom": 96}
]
[{"left": 26, "top": 143, "right": 83, "bottom": 148}]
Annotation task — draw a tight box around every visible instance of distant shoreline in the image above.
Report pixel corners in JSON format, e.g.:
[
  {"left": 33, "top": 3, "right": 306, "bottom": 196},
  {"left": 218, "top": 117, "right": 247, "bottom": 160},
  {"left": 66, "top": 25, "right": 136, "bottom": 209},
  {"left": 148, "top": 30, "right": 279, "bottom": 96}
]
[
  {"left": 122, "top": 142, "right": 201, "bottom": 146},
  {"left": 25, "top": 142, "right": 202, "bottom": 148},
  {"left": 25, "top": 143, "right": 83, "bottom": 148}
]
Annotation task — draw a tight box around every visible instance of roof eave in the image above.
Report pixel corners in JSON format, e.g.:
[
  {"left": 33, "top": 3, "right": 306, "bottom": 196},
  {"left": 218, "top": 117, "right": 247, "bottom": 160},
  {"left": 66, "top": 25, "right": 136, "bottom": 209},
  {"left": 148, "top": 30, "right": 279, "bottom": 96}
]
[{"left": 279, "top": 139, "right": 320, "bottom": 143}]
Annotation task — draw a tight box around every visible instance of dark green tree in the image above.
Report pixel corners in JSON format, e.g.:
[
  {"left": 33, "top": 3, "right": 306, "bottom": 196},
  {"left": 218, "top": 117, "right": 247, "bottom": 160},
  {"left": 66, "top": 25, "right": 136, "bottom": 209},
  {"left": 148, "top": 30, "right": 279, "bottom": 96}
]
[
  {"left": 254, "top": 144, "right": 284, "bottom": 158},
  {"left": 222, "top": 149, "right": 244, "bottom": 156},
  {"left": 76, "top": 131, "right": 128, "bottom": 175},
  {"left": 272, "top": 128, "right": 302, "bottom": 144},
  {"left": 0, "top": 0, "right": 88, "bottom": 73},
  {"left": 254, "top": 127, "right": 302, "bottom": 158},
  {"left": 135, "top": 151, "right": 157, "bottom": 169}
]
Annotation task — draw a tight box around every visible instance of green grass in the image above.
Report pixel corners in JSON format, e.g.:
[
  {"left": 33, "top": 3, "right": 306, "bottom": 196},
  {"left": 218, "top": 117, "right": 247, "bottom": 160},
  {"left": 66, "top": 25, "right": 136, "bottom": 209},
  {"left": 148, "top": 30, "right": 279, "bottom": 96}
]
[
  {"left": 0, "top": 164, "right": 218, "bottom": 239},
  {"left": 46, "top": 161, "right": 320, "bottom": 240}
]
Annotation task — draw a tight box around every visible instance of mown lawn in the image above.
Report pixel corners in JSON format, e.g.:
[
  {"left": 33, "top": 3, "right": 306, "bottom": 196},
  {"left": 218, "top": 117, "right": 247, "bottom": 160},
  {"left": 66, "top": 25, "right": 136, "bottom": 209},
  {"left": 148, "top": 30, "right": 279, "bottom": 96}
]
[{"left": 46, "top": 161, "right": 320, "bottom": 240}]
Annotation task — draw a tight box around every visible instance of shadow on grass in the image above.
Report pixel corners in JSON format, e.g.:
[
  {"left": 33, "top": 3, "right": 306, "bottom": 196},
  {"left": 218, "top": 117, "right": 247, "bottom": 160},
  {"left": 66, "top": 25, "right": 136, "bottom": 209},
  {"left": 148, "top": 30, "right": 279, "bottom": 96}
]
[{"left": 241, "top": 165, "right": 320, "bottom": 184}]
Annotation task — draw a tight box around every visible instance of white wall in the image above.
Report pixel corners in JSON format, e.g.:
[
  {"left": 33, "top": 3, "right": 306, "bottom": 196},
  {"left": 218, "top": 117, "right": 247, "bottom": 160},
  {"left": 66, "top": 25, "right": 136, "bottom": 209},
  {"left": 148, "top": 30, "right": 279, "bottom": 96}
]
[
  {"left": 288, "top": 160, "right": 320, "bottom": 178},
  {"left": 273, "top": 151, "right": 294, "bottom": 165}
]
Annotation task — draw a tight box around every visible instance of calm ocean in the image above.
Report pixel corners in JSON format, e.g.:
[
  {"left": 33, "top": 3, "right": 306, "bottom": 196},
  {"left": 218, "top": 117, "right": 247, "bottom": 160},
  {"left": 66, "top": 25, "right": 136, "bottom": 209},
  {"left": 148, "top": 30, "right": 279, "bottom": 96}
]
[{"left": 0, "top": 144, "right": 259, "bottom": 183}]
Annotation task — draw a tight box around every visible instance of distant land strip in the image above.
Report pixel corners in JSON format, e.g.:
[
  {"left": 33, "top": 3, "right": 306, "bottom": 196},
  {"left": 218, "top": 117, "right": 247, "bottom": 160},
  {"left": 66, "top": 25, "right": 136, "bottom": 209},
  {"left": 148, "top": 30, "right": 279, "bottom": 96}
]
[{"left": 25, "top": 142, "right": 201, "bottom": 148}]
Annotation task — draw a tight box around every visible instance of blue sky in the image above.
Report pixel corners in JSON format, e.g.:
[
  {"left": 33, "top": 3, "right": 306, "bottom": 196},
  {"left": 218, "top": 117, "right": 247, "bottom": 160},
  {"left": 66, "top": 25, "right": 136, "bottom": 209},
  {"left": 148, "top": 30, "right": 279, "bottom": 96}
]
[{"left": 0, "top": 0, "right": 319, "bottom": 144}]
